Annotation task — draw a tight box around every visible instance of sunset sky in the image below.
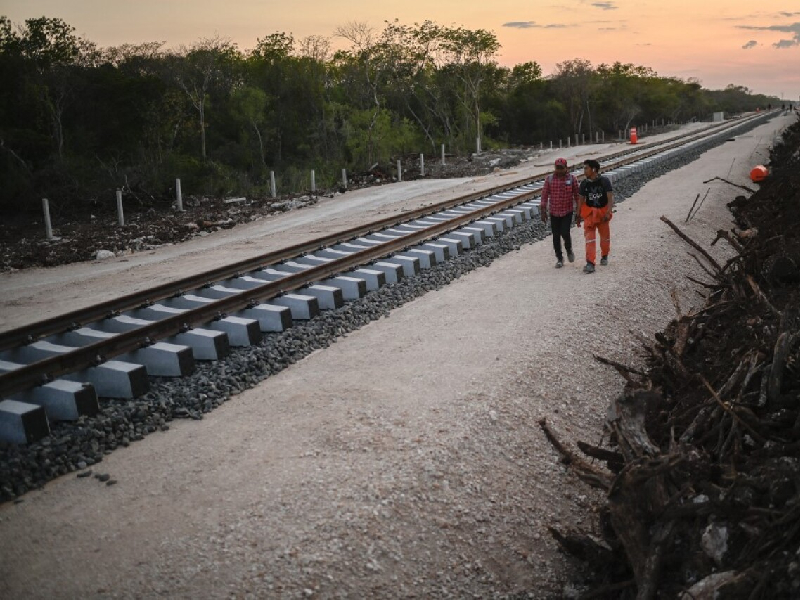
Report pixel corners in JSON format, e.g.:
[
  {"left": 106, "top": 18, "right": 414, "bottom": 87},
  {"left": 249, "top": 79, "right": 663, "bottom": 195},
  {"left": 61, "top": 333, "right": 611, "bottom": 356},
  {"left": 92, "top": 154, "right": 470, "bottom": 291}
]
[{"left": 3, "top": 0, "right": 799, "bottom": 101}]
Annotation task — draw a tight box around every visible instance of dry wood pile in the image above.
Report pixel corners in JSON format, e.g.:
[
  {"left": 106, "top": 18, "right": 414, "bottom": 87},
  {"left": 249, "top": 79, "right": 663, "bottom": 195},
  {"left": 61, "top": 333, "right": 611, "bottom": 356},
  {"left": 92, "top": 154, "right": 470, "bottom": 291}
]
[{"left": 542, "top": 116, "right": 800, "bottom": 599}]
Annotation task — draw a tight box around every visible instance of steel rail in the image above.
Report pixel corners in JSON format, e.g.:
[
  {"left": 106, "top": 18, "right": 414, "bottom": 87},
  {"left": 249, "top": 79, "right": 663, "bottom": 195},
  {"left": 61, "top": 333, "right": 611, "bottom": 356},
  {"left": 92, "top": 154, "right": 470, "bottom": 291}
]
[
  {"left": 0, "top": 180, "right": 532, "bottom": 353},
  {"left": 0, "top": 112, "right": 768, "bottom": 396},
  {"left": 0, "top": 187, "right": 541, "bottom": 395}
]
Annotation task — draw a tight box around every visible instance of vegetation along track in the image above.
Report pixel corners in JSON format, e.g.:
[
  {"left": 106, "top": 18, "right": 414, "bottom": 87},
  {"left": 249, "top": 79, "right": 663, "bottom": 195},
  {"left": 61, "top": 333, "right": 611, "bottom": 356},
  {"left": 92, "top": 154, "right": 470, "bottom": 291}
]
[{"left": 0, "top": 110, "right": 776, "bottom": 502}]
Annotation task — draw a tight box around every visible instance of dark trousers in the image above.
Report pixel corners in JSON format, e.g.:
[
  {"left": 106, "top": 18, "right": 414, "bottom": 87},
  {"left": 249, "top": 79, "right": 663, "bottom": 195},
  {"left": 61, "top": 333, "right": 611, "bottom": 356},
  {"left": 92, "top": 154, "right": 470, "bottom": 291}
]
[{"left": 550, "top": 213, "right": 573, "bottom": 261}]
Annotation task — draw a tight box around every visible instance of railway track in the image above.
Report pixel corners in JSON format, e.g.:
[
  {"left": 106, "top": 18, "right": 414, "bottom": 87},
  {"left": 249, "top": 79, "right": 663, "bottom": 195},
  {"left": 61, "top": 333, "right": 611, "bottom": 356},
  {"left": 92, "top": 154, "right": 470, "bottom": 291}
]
[{"left": 0, "top": 111, "right": 774, "bottom": 450}]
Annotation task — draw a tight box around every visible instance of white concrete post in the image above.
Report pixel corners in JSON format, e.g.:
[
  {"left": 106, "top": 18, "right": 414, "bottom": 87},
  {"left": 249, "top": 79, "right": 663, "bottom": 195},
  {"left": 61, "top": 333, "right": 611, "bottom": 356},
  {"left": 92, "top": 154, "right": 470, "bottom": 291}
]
[
  {"left": 311, "top": 169, "right": 316, "bottom": 192},
  {"left": 116, "top": 189, "right": 125, "bottom": 226},
  {"left": 42, "top": 198, "right": 53, "bottom": 240},
  {"left": 419, "top": 153, "right": 425, "bottom": 177},
  {"left": 270, "top": 171, "right": 277, "bottom": 198},
  {"left": 397, "top": 159, "right": 402, "bottom": 182},
  {"left": 602, "top": 131, "right": 605, "bottom": 142},
  {"left": 175, "top": 178, "right": 183, "bottom": 211},
  {"left": 568, "top": 137, "right": 571, "bottom": 148},
  {"left": 441, "top": 144, "right": 445, "bottom": 166},
  {"left": 559, "top": 139, "right": 562, "bottom": 149},
  {"left": 476, "top": 136, "right": 481, "bottom": 154},
  {"left": 550, "top": 141, "right": 553, "bottom": 149},
  {"left": 341, "top": 168, "right": 347, "bottom": 189}
]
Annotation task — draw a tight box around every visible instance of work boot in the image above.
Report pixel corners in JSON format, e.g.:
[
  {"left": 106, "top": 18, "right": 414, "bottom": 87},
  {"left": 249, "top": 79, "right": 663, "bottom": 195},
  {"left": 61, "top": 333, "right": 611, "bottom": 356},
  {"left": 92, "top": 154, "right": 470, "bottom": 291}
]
[
  {"left": 583, "top": 262, "right": 595, "bottom": 274},
  {"left": 567, "top": 250, "right": 575, "bottom": 263},
  {"left": 600, "top": 256, "right": 608, "bottom": 266},
  {"left": 555, "top": 260, "right": 563, "bottom": 269}
]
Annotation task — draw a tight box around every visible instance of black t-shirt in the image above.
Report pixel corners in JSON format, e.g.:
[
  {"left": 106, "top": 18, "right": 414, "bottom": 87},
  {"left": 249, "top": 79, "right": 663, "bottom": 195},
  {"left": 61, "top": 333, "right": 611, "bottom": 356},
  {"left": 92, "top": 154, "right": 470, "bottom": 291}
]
[{"left": 579, "top": 176, "right": 612, "bottom": 208}]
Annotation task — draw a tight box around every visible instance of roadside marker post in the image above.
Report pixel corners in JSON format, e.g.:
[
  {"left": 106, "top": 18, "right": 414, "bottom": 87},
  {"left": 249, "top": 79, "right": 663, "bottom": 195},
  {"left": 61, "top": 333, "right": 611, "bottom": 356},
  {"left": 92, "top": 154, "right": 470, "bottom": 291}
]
[
  {"left": 42, "top": 198, "right": 53, "bottom": 240},
  {"left": 116, "top": 189, "right": 125, "bottom": 226}
]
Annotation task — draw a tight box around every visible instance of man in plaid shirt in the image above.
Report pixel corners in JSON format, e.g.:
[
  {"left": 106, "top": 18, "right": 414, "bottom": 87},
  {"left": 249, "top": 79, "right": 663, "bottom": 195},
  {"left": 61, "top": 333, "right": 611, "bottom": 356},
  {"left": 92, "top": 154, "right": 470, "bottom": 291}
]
[{"left": 540, "top": 157, "right": 578, "bottom": 268}]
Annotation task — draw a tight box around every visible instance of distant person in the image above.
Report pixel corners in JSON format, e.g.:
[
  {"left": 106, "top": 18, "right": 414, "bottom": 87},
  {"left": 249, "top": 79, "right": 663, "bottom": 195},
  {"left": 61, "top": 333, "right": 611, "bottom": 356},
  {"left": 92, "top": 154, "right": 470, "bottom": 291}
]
[
  {"left": 577, "top": 159, "right": 613, "bottom": 274},
  {"left": 540, "top": 157, "right": 577, "bottom": 268}
]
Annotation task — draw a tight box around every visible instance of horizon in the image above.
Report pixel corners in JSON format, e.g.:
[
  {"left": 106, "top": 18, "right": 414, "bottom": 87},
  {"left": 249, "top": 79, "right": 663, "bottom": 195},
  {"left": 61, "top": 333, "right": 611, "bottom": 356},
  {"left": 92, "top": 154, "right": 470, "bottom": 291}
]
[{"left": 2, "top": 1, "right": 799, "bottom": 101}]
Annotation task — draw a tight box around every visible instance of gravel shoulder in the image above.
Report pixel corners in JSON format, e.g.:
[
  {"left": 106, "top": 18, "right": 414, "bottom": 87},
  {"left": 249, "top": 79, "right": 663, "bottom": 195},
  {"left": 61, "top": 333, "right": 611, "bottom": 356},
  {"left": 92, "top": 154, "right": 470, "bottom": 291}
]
[{"left": 0, "top": 116, "right": 792, "bottom": 599}]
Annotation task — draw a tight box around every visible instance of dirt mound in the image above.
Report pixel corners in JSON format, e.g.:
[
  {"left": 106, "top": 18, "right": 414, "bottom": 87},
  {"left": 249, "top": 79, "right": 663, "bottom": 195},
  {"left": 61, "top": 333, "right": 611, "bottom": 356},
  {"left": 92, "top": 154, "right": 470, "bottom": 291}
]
[{"left": 543, "top": 116, "right": 800, "bottom": 598}]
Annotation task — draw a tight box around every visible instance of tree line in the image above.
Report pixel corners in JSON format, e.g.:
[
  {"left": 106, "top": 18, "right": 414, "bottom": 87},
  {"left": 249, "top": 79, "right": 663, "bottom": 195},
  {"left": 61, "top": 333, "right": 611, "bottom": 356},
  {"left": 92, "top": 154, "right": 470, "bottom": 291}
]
[{"left": 0, "top": 16, "right": 780, "bottom": 215}]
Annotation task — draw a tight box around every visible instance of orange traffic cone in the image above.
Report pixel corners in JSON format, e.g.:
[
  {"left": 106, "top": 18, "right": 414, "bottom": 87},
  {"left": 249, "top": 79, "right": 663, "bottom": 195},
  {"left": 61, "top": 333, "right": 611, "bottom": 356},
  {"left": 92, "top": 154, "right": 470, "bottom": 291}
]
[{"left": 630, "top": 127, "right": 638, "bottom": 144}]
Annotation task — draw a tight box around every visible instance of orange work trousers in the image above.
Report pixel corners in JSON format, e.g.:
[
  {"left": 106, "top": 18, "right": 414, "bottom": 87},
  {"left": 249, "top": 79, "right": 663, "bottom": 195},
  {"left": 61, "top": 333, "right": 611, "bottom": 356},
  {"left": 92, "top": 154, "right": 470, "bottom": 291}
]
[{"left": 581, "top": 205, "right": 612, "bottom": 265}]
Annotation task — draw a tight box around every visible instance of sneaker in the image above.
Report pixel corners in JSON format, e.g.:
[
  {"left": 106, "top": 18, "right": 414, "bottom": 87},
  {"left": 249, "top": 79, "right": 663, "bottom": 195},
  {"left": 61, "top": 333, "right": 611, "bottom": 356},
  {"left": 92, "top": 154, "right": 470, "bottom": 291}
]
[
  {"left": 555, "top": 260, "right": 563, "bottom": 269},
  {"left": 567, "top": 250, "right": 575, "bottom": 263},
  {"left": 583, "top": 263, "right": 595, "bottom": 274},
  {"left": 600, "top": 256, "right": 608, "bottom": 266}
]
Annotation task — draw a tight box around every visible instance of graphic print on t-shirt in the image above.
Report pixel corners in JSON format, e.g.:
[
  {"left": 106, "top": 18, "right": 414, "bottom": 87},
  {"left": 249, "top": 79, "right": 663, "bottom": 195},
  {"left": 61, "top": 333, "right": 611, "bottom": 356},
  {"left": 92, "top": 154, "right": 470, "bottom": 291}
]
[{"left": 579, "top": 177, "right": 611, "bottom": 208}]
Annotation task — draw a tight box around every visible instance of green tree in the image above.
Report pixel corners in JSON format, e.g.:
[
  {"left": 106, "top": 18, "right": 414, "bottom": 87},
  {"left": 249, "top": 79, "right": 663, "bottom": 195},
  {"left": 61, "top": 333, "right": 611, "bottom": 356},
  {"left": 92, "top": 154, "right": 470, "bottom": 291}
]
[
  {"left": 170, "top": 36, "right": 241, "bottom": 159},
  {"left": 437, "top": 25, "right": 500, "bottom": 152},
  {"left": 489, "top": 62, "right": 564, "bottom": 145},
  {"left": 231, "top": 85, "right": 269, "bottom": 170},
  {"left": 552, "top": 58, "right": 594, "bottom": 136},
  {"left": 378, "top": 20, "right": 453, "bottom": 151},
  {"left": 246, "top": 31, "right": 328, "bottom": 167},
  {"left": 13, "top": 17, "right": 96, "bottom": 159},
  {"left": 332, "top": 22, "right": 390, "bottom": 167},
  {"left": 594, "top": 62, "right": 649, "bottom": 133}
]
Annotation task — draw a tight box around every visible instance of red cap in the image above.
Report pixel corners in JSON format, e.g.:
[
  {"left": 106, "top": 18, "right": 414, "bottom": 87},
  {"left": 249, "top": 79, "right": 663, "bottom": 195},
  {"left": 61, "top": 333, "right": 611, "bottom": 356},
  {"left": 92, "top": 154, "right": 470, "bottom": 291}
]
[{"left": 554, "top": 158, "right": 567, "bottom": 167}]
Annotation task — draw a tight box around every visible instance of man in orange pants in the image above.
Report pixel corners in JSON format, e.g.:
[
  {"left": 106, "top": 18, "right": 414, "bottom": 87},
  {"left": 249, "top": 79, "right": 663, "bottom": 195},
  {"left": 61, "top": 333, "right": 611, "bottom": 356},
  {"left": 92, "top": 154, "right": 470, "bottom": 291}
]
[{"left": 576, "top": 159, "right": 614, "bottom": 274}]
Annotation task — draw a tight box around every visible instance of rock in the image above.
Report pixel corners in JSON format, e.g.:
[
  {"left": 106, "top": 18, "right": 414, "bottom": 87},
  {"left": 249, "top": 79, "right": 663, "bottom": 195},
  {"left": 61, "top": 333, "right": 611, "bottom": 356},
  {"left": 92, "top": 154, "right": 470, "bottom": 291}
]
[
  {"left": 94, "top": 249, "right": 115, "bottom": 260},
  {"left": 701, "top": 523, "right": 728, "bottom": 567}
]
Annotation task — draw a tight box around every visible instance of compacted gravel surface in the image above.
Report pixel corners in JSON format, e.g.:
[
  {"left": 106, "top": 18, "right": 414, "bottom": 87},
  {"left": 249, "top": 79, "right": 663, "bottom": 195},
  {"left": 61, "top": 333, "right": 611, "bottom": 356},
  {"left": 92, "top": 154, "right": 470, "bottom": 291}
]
[{"left": 0, "top": 114, "right": 793, "bottom": 599}]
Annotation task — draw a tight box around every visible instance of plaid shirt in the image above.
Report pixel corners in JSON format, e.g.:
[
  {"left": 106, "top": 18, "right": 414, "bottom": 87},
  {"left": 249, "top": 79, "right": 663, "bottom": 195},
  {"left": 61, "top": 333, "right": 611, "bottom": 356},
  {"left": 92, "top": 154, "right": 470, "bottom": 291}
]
[{"left": 541, "top": 173, "right": 578, "bottom": 217}]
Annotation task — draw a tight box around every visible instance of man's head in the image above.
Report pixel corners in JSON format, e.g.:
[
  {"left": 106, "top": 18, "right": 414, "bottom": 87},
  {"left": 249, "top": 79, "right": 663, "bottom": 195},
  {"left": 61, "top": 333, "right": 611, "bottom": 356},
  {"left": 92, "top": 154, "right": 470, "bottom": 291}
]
[
  {"left": 554, "top": 157, "right": 567, "bottom": 173},
  {"left": 583, "top": 159, "right": 600, "bottom": 176}
]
